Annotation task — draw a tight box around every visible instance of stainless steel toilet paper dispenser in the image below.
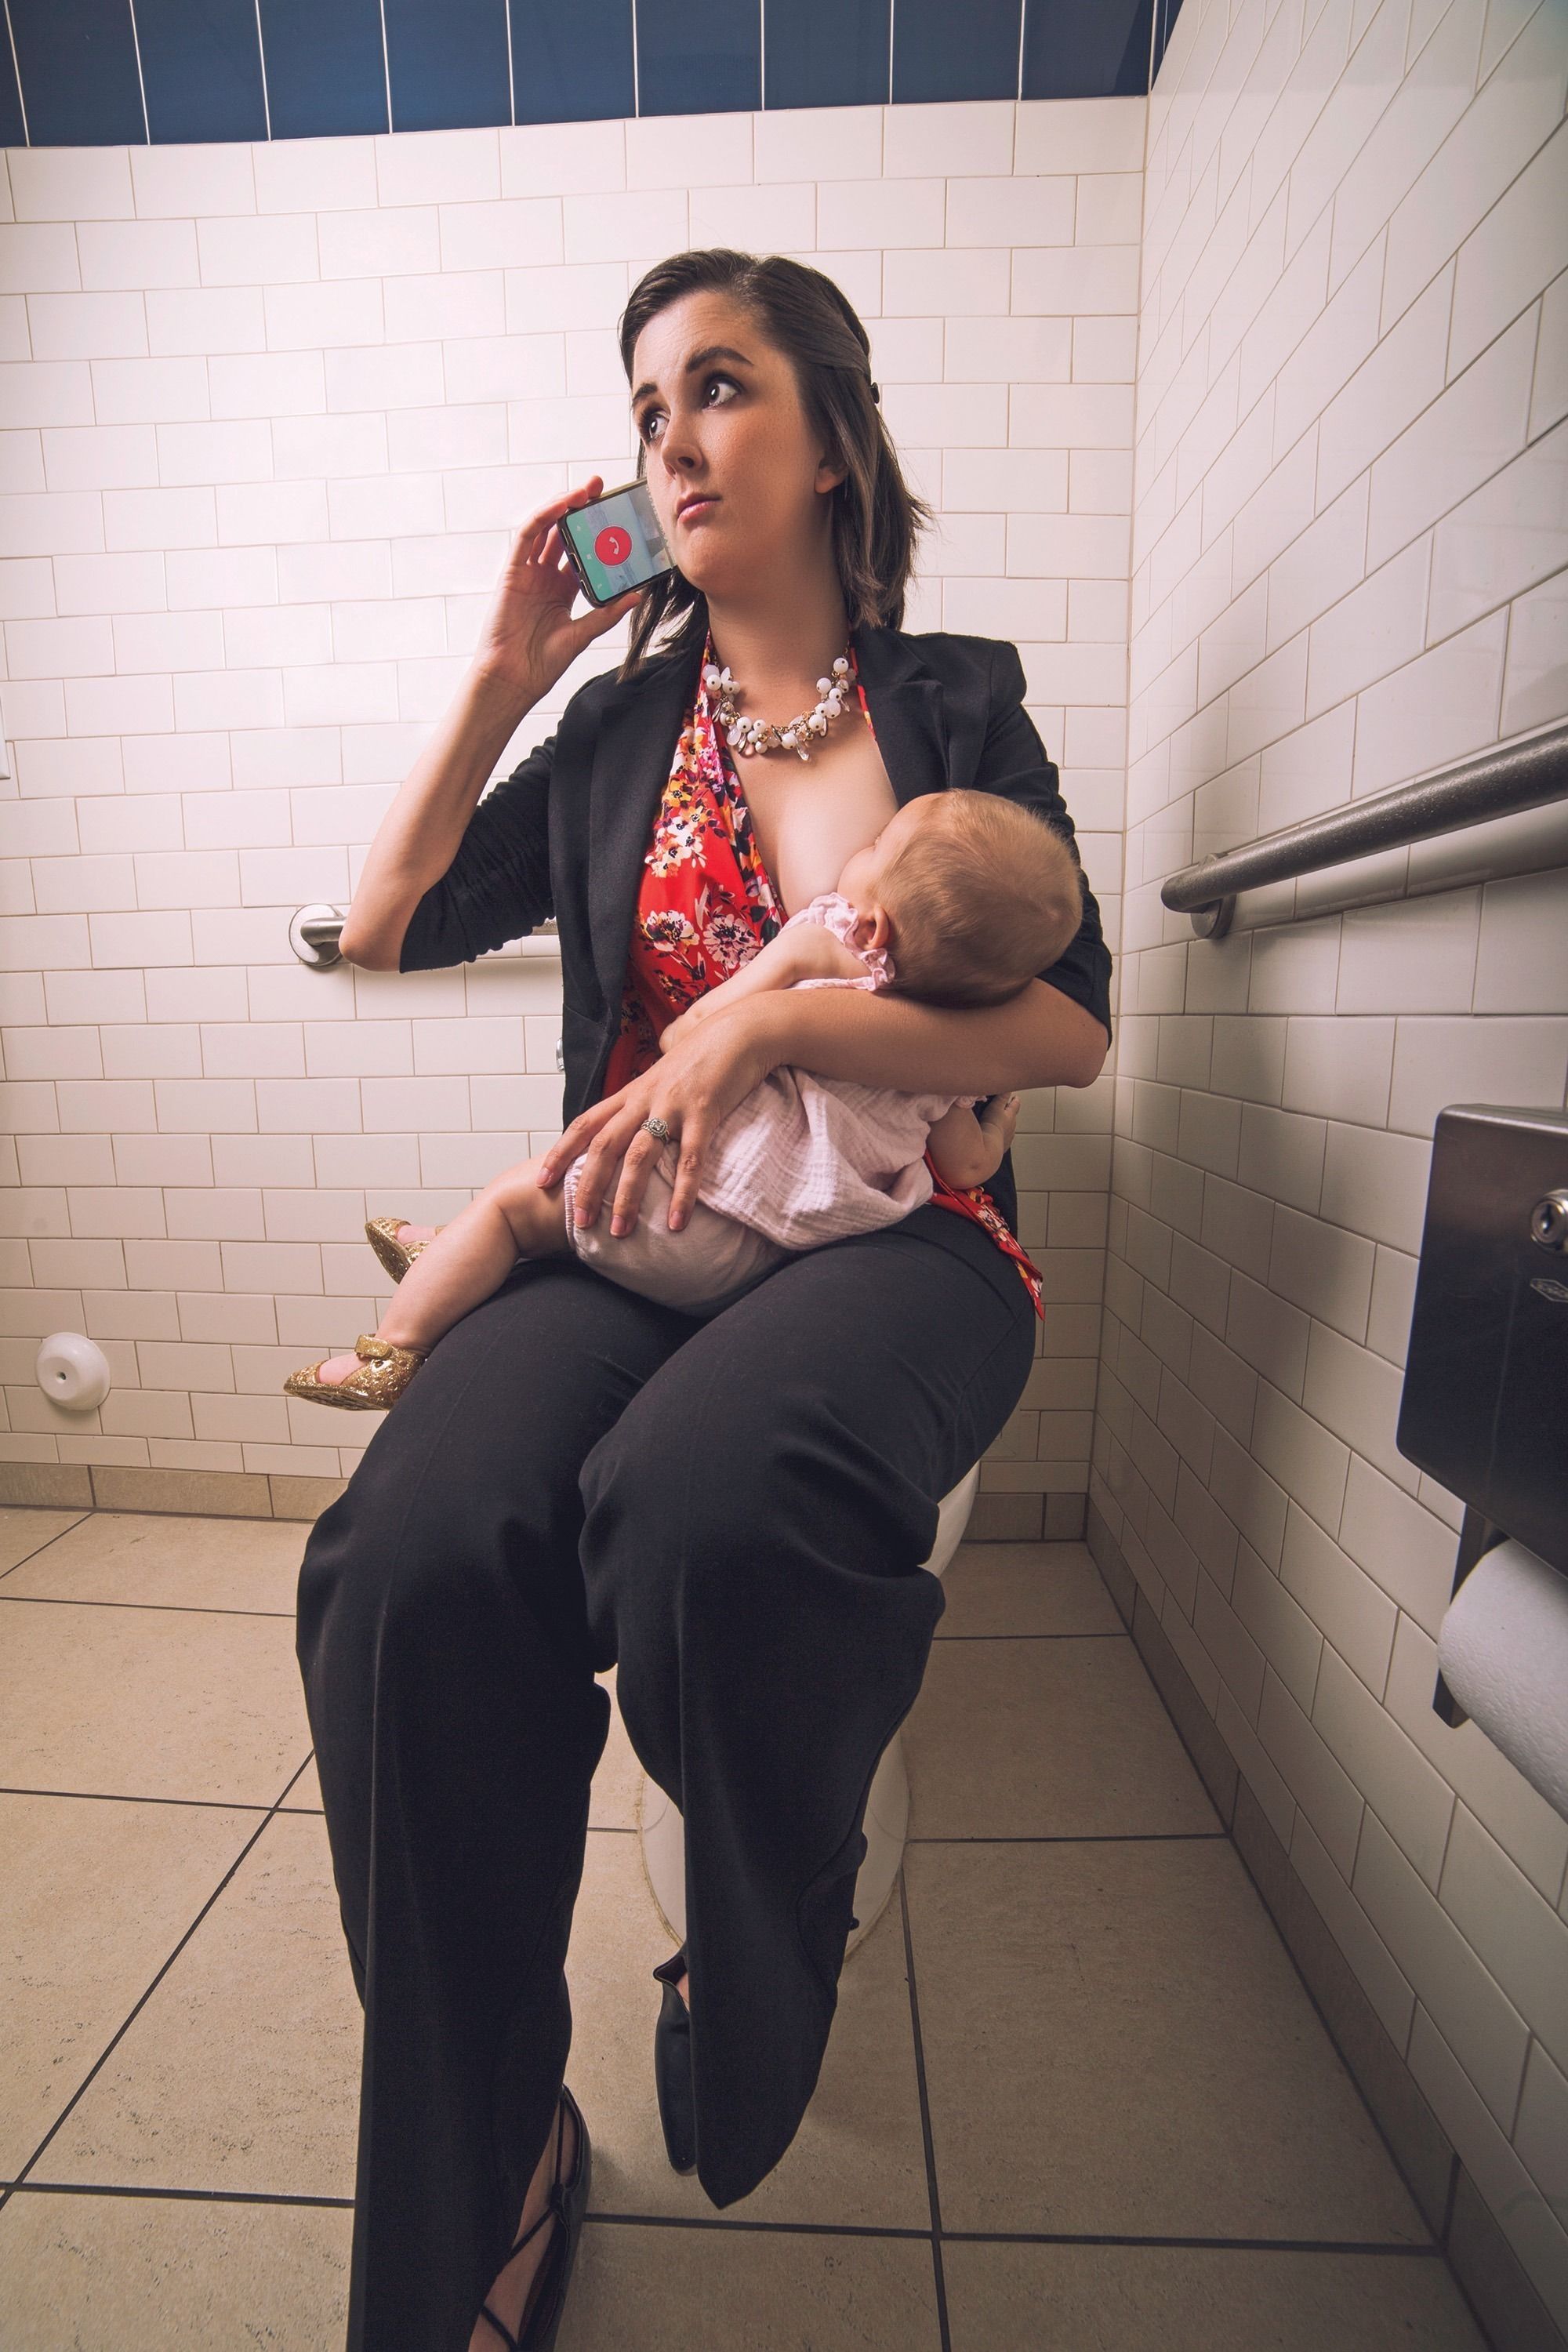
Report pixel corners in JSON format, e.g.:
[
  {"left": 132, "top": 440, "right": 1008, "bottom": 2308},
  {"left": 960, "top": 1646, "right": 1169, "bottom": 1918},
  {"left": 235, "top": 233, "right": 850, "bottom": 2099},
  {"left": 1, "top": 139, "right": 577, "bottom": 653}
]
[{"left": 1396, "top": 1104, "right": 1568, "bottom": 1726}]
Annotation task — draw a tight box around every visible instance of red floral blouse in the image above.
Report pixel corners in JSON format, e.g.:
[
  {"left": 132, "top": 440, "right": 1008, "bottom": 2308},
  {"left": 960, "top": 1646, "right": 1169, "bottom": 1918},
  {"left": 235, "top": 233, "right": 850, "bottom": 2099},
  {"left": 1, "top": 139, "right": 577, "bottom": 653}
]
[{"left": 601, "top": 641, "right": 1047, "bottom": 1318}]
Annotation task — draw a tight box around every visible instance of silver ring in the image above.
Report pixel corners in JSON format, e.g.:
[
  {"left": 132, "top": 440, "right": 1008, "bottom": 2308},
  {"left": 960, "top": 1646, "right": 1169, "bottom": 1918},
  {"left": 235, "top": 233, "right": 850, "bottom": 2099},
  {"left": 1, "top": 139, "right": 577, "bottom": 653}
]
[{"left": 642, "top": 1115, "right": 673, "bottom": 1144}]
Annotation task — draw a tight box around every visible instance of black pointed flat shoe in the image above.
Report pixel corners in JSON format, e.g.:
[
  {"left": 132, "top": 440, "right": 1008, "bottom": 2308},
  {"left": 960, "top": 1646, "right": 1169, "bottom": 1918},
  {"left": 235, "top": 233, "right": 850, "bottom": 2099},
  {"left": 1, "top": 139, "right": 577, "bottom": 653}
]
[
  {"left": 651, "top": 1947, "right": 696, "bottom": 2176},
  {"left": 477, "top": 2082, "right": 590, "bottom": 2351}
]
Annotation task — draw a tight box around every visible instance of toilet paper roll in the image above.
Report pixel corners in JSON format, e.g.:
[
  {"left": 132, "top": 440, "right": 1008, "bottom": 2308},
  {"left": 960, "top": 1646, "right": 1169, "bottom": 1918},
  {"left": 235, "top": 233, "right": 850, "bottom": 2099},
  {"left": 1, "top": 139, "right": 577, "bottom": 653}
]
[
  {"left": 1438, "top": 1539, "right": 1568, "bottom": 1824},
  {"left": 36, "top": 1330, "right": 111, "bottom": 1412}
]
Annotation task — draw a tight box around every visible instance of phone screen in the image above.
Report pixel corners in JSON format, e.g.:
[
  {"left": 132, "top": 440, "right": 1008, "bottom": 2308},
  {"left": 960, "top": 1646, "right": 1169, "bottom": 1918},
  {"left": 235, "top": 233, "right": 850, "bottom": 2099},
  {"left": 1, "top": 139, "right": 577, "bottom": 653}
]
[{"left": 561, "top": 480, "right": 673, "bottom": 604}]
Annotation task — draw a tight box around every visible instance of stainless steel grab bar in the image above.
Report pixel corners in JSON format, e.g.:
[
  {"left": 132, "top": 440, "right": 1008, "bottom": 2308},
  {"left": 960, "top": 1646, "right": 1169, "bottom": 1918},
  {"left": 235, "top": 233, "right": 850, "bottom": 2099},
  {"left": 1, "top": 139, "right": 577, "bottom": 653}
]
[
  {"left": 289, "top": 904, "right": 558, "bottom": 968},
  {"left": 1161, "top": 722, "right": 1568, "bottom": 937}
]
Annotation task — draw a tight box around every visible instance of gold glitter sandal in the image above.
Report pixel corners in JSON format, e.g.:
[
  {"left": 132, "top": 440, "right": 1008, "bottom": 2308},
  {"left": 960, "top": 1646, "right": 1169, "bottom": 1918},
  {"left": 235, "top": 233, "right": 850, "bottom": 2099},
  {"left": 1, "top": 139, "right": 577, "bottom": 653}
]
[
  {"left": 283, "top": 1334, "right": 428, "bottom": 1411},
  {"left": 365, "top": 1215, "right": 436, "bottom": 1283}
]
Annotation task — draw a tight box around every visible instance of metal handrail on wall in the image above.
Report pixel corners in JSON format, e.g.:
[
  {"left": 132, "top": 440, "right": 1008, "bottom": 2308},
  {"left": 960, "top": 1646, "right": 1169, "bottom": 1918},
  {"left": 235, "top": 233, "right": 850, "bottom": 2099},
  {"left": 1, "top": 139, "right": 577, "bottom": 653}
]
[
  {"left": 289, "top": 905, "right": 558, "bottom": 967},
  {"left": 291, "top": 722, "right": 1568, "bottom": 960},
  {"left": 1161, "top": 723, "right": 1568, "bottom": 938}
]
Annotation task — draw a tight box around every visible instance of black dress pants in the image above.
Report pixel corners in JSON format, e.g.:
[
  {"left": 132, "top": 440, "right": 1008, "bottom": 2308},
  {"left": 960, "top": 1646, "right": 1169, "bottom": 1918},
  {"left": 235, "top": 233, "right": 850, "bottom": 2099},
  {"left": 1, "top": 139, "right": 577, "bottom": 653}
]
[{"left": 295, "top": 1200, "right": 1036, "bottom": 2351}]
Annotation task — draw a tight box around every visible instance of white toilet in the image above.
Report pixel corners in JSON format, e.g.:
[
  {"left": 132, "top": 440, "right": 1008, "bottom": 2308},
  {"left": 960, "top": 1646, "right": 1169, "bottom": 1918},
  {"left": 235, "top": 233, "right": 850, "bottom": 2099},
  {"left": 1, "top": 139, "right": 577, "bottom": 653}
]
[{"left": 637, "top": 1461, "right": 981, "bottom": 1961}]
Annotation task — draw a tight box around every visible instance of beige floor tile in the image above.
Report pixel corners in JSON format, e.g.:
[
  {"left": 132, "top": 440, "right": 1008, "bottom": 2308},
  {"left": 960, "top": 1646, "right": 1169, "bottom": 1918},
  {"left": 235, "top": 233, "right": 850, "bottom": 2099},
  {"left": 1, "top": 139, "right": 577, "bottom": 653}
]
[
  {"left": 941, "top": 2240, "right": 1486, "bottom": 2350},
  {"left": 905, "top": 1637, "right": 1221, "bottom": 1839},
  {"left": 590, "top": 1664, "right": 641, "bottom": 1831},
  {"left": 557, "top": 2217, "right": 942, "bottom": 2350},
  {"left": 1, "top": 1510, "right": 305, "bottom": 1614},
  {"left": 937, "top": 1541, "right": 1124, "bottom": 1639},
  {"left": 564, "top": 1828, "right": 932, "bottom": 2230},
  {"left": 906, "top": 1839, "right": 1427, "bottom": 2245},
  {"left": 0, "top": 1597, "right": 311, "bottom": 1806},
  {"left": 0, "top": 1793, "right": 260, "bottom": 2178},
  {"left": 281, "top": 1753, "right": 322, "bottom": 1810},
  {"left": 0, "top": 1507, "right": 87, "bottom": 1575},
  {"left": 0, "top": 2189, "right": 350, "bottom": 2351},
  {"left": 40, "top": 1812, "right": 361, "bottom": 2201}
]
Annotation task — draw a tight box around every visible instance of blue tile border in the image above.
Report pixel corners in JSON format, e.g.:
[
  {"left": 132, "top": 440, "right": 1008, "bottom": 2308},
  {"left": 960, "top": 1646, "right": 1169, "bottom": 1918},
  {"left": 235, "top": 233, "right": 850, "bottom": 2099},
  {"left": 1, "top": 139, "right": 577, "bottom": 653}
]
[
  {"left": 8, "top": 0, "right": 146, "bottom": 147},
  {"left": 1, "top": 0, "right": 1167, "bottom": 146},
  {"left": 509, "top": 0, "right": 635, "bottom": 125},
  {"left": 259, "top": 0, "right": 390, "bottom": 140},
  {"left": 384, "top": 0, "right": 511, "bottom": 132},
  {"left": 633, "top": 0, "right": 761, "bottom": 118},
  {"left": 764, "top": 0, "right": 889, "bottom": 111},
  {"left": 135, "top": 0, "right": 270, "bottom": 144},
  {"left": 891, "top": 0, "right": 1022, "bottom": 105},
  {"left": 1022, "top": 0, "right": 1155, "bottom": 101}
]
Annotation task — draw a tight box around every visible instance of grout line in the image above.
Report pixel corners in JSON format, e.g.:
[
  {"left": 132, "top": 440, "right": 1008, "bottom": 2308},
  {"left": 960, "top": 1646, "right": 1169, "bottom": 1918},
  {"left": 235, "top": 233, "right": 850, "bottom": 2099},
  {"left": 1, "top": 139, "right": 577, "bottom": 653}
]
[
  {"left": 123, "top": 0, "right": 152, "bottom": 144},
  {"left": 0, "top": 1789, "right": 1224, "bottom": 1843},
  {"left": 932, "top": 1627, "right": 1129, "bottom": 1640},
  {"left": 0, "top": 1777, "right": 314, "bottom": 1812},
  {"left": 377, "top": 0, "right": 394, "bottom": 134},
  {"left": 0, "top": 1594, "right": 296, "bottom": 1619},
  {"left": 6, "top": 2179, "right": 354, "bottom": 2209},
  {"left": 898, "top": 1866, "right": 951, "bottom": 2352},
  {"left": 588, "top": 2210, "right": 932, "bottom": 2238},
  {"left": 907, "top": 1829, "right": 1227, "bottom": 1843},
  {"left": 0, "top": 0, "right": 27, "bottom": 144},
  {"left": 939, "top": 2227, "right": 1439, "bottom": 2255},
  {"left": 630, "top": 0, "right": 639, "bottom": 117},
  {"left": 0, "top": 1512, "right": 90, "bottom": 1581},
  {"left": 504, "top": 0, "right": 516, "bottom": 126},
  {"left": 252, "top": 0, "right": 271, "bottom": 140},
  {"left": 0, "top": 2173, "right": 1452, "bottom": 2259},
  {"left": 0, "top": 1790, "right": 1222, "bottom": 1844}
]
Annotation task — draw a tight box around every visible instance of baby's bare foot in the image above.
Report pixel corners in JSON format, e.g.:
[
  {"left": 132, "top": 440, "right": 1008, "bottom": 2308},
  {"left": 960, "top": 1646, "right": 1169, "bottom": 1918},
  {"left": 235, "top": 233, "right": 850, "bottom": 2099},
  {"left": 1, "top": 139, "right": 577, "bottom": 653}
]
[
  {"left": 314, "top": 1352, "right": 362, "bottom": 1385},
  {"left": 397, "top": 1222, "right": 438, "bottom": 1245},
  {"left": 468, "top": 2092, "right": 577, "bottom": 2350}
]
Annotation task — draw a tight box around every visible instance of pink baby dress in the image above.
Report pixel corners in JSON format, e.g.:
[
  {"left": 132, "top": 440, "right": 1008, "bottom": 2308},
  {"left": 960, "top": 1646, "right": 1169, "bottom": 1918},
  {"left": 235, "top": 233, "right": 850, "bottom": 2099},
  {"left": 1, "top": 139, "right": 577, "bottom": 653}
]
[{"left": 686, "top": 890, "right": 982, "bottom": 1251}]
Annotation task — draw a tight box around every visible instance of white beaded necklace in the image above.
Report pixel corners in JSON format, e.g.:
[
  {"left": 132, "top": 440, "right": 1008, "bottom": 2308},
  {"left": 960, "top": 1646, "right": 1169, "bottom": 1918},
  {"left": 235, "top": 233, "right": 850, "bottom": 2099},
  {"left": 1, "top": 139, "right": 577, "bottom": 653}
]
[{"left": 704, "top": 650, "right": 854, "bottom": 763}]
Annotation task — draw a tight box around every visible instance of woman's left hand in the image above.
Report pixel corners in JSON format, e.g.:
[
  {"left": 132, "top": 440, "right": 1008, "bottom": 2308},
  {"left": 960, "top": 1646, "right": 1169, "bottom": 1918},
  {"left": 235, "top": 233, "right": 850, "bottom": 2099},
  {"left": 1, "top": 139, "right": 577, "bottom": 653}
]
[{"left": 534, "top": 997, "right": 778, "bottom": 1236}]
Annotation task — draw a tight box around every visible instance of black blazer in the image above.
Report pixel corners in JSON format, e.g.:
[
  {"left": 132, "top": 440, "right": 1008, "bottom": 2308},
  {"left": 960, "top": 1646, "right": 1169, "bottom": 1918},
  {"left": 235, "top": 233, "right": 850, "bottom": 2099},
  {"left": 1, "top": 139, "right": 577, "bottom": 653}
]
[{"left": 400, "top": 622, "right": 1113, "bottom": 1237}]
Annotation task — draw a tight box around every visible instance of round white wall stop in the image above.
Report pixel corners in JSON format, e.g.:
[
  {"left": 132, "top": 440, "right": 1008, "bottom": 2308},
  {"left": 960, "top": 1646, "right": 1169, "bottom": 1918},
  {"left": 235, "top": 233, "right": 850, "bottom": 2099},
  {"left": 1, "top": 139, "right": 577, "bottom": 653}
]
[{"left": 36, "top": 1331, "right": 112, "bottom": 1413}]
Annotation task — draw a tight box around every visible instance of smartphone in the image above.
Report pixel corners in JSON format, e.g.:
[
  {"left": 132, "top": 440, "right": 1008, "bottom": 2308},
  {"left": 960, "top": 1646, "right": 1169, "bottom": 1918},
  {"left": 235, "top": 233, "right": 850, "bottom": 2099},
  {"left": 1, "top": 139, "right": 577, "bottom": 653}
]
[{"left": 559, "top": 478, "right": 675, "bottom": 607}]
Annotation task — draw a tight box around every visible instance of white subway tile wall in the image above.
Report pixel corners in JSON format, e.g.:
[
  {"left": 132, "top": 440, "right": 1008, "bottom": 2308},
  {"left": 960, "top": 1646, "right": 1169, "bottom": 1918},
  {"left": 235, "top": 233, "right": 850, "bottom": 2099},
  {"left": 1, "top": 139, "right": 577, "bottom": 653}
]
[
  {"left": 1098, "top": 0, "right": 1567, "bottom": 2332},
  {"left": 0, "top": 97, "right": 1136, "bottom": 1500}
]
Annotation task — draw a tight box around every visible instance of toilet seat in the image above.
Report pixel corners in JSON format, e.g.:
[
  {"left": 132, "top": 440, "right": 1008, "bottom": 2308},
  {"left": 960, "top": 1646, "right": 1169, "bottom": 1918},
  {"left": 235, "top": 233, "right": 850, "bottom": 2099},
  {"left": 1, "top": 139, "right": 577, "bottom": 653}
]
[{"left": 636, "top": 1461, "right": 982, "bottom": 1962}]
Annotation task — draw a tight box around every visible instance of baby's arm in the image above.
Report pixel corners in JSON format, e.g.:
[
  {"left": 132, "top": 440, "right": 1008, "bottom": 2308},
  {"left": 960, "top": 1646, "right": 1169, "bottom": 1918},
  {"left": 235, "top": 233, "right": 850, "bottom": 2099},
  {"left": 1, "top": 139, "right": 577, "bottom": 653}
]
[
  {"left": 659, "top": 921, "right": 869, "bottom": 1049},
  {"left": 926, "top": 1093, "right": 1022, "bottom": 1190}
]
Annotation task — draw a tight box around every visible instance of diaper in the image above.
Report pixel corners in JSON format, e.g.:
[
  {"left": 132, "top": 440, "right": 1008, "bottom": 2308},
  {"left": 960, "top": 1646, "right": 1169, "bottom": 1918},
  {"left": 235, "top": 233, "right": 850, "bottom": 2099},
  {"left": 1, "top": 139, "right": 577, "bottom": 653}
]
[{"left": 562, "top": 1149, "right": 793, "bottom": 1312}]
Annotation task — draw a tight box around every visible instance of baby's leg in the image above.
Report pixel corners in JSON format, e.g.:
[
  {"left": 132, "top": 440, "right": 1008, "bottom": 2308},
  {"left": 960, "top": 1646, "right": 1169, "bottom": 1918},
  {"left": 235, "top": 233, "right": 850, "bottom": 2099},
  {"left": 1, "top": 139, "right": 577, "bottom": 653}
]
[{"left": 314, "top": 1160, "right": 569, "bottom": 1385}]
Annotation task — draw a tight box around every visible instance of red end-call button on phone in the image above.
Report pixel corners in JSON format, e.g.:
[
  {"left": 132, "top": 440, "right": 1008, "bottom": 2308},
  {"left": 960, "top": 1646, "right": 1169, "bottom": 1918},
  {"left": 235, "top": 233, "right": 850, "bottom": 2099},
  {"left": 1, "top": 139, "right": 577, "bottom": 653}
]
[{"left": 594, "top": 525, "right": 632, "bottom": 565}]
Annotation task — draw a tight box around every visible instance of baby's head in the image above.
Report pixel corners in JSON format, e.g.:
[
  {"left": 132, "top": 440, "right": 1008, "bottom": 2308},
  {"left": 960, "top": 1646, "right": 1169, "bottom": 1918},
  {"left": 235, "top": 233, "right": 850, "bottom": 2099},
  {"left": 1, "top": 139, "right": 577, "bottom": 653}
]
[{"left": 836, "top": 791, "right": 1083, "bottom": 1006}]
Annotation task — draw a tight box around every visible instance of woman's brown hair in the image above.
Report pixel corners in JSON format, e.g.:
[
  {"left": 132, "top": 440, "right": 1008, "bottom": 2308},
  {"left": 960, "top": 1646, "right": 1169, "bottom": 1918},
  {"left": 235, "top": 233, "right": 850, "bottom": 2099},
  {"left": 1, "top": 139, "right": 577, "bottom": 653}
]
[{"left": 615, "top": 249, "right": 931, "bottom": 678}]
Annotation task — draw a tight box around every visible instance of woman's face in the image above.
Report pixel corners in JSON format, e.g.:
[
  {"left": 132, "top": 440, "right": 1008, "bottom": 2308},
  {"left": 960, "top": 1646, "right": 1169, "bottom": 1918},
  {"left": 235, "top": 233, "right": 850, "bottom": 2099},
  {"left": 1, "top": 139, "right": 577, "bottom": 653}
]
[{"left": 629, "top": 290, "right": 845, "bottom": 600}]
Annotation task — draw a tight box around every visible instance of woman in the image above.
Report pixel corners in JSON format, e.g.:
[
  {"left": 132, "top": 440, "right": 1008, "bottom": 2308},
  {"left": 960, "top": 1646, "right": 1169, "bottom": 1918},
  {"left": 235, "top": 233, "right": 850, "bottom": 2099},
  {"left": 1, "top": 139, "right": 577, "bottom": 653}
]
[{"left": 296, "top": 248, "right": 1112, "bottom": 2352}]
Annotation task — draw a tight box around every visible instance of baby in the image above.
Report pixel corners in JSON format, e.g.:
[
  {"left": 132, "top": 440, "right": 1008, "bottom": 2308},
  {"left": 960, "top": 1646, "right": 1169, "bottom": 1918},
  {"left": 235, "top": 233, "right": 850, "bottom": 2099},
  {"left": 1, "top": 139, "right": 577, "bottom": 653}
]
[{"left": 285, "top": 789, "right": 1083, "bottom": 1411}]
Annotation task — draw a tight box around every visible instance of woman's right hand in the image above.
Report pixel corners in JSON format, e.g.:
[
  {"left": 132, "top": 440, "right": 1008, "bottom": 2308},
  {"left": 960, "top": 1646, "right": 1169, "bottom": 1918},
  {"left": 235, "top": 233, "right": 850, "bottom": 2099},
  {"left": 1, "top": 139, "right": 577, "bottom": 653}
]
[{"left": 472, "top": 477, "right": 644, "bottom": 710}]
